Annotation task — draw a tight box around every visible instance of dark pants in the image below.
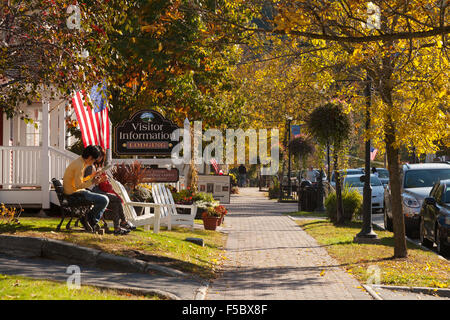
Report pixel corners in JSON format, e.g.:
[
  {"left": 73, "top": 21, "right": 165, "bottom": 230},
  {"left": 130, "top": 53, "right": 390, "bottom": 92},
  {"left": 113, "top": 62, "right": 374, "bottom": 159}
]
[
  {"left": 92, "top": 186, "right": 126, "bottom": 229},
  {"left": 70, "top": 189, "right": 109, "bottom": 225}
]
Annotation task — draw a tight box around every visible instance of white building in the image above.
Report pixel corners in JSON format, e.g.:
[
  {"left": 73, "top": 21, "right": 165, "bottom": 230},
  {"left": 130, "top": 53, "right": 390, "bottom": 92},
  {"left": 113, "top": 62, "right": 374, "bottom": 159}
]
[
  {"left": 0, "top": 97, "right": 77, "bottom": 210},
  {"left": 0, "top": 98, "right": 214, "bottom": 211}
]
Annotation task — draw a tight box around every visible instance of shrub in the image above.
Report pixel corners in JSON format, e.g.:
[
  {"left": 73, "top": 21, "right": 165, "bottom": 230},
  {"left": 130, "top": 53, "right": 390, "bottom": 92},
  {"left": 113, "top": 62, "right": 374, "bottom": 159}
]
[
  {"left": 130, "top": 184, "right": 153, "bottom": 203},
  {"left": 111, "top": 161, "right": 147, "bottom": 191},
  {"left": 268, "top": 185, "right": 280, "bottom": 199},
  {"left": 325, "top": 185, "right": 362, "bottom": 223},
  {"left": 268, "top": 179, "right": 280, "bottom": 199}
]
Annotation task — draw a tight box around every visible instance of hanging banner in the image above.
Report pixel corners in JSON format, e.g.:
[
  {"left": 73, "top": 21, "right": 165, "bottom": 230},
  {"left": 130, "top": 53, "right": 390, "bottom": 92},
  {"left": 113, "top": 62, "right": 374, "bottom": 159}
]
[{"left": 291, "top": 125, "right": 301, "bottom": 139}]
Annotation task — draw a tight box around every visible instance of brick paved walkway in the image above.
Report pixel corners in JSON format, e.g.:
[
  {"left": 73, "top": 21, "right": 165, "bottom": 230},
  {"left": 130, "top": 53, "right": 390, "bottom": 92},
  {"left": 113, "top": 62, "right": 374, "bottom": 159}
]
[{"left": 206, "top": 188, "right": 372, "bottom": 300}]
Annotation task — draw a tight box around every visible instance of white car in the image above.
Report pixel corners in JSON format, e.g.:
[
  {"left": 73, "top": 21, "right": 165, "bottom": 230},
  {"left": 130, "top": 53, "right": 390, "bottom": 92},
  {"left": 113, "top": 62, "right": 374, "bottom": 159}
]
[
  {"left": 331, "top": 169, "right": 364, "bottom": 188},
  {"left": 343, "top": 174, "right": 385, "bottom": 212}
]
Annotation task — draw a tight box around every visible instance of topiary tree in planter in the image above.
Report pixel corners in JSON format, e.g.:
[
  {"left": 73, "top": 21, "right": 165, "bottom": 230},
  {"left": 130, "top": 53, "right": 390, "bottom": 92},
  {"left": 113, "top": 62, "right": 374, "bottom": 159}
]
[{"left": 306, "top": 102, "right": 351, "bottom": 225}]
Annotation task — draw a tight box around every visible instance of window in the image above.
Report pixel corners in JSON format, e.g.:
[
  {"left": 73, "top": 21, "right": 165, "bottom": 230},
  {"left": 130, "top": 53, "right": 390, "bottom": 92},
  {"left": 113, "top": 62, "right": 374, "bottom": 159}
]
[
  {"left": 377, "top": 169, "right": 389, "bottom": 179},
  {"left": 444, "top": 185, "right": 450, "bottom": 203},
  {"left": 25, "top": 109, "right": 42, "bottom": 146},
  {"left": 404, "top": 169, "right": 450, "bottom": 188}
]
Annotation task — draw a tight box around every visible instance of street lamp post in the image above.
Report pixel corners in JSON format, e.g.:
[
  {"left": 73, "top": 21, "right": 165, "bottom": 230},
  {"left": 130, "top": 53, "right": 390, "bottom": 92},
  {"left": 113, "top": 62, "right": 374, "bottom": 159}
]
[
  {"left": 287, "top": 116, "right": 293, "bottom": 197},
  {"left": 355, "top": 76, "right": 378, "bottom": 241}
]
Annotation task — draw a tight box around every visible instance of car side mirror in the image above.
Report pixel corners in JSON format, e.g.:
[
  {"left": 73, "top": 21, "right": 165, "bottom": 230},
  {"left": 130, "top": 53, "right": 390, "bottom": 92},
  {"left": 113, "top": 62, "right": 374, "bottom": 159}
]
[{"left": 424, "top": 197, "right": 436, "bottom": 206}]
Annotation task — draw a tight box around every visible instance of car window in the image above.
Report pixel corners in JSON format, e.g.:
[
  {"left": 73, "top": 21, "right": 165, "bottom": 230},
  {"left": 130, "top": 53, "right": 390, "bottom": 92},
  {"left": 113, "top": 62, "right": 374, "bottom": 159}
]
[
  {"left": 370, "top": 176, "right": 382, "bottom": 186},
  {"left": 344, "top": 177, "right": 363, "bottom": 188},
  {"left": 404, "top": 169, "right": 450, "bottom": 188},
  {"left": 377, "top": 169, "right": 389, "bottom": 179},
  {"left": 444, "top": 185, "right": 450, "bottom": 203}
]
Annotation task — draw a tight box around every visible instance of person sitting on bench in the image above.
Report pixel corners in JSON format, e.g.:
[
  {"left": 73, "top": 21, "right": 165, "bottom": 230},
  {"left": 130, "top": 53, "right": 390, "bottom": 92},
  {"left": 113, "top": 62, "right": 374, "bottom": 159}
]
[
  {"left": 90, "top": 146, "right": 135, "bottom": 235},
  {"left": 63, "top": 145, "right": 109, "bottom": 232}
]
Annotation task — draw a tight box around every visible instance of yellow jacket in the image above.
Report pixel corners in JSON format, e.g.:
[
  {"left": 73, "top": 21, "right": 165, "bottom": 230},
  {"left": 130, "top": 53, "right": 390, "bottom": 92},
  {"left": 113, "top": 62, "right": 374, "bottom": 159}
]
[{"left": 63, "top": 157, "right": 95, "bottom": 195}]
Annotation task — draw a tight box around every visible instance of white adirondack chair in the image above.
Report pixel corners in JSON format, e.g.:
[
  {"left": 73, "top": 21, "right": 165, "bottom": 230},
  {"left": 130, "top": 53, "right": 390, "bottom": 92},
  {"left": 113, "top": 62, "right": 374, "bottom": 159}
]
[
  {"left": 106, "top": 173, "right": 197, "bottom": 232},
  {"left": 151, "top": 183, "right": 197, "bottom": 230},
  {"left": 106, "top": 174, "right": 166, "bottom": 233}
]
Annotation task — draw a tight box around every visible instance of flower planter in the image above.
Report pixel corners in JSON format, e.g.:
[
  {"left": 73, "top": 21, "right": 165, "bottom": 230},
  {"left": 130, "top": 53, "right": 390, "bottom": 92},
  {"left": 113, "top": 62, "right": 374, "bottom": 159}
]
[
  {"left": 218, "top": 214, "right": 226, "bottom": 225},
  {"left": 202, "top": 216, "right": 220, "bottom": 231}
]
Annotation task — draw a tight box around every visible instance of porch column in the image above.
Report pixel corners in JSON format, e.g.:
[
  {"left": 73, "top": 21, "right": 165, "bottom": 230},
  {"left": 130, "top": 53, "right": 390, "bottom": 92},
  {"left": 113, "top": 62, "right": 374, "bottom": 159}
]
[
  {"left": 50, "top": 104, "right": 59, "bottom": 148},
  {"left": 40, "top": 99, "right": 50, "bottom": 211},
  {"left": 58, "top": 103, "right": 66, "bottom": 150},
  {"left": 2, "top": 113, "right": 12, "bottom": 189}
]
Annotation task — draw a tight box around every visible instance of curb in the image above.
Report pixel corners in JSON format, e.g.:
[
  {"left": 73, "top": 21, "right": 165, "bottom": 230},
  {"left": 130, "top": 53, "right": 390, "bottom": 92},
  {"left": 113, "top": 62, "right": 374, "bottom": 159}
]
[
  {"left": 372, "top": 284, "right": 450, "bottom": 298},
  {"left": 0, "top": 234, "right": 187, "bottom": 278},
  {"left": 362, "top": 284, "right": 383, "bottom": 300},
  {"left": 87, "top": 283, "right": 181, "bottom": 300}
]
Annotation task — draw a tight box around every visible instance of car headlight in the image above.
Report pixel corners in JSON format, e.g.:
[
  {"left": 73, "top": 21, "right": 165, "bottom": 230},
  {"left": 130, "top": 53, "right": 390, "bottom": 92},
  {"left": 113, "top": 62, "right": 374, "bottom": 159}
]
[{"left": 402, "top": 194, "right": 420, "bottom": 208}]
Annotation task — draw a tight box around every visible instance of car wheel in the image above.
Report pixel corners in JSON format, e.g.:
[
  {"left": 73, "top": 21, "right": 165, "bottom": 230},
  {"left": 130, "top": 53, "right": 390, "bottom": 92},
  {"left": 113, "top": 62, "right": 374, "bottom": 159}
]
[
  {"left": 419, "top": 218, "right": 433, "bottom": 249},
  {"left": 383, "top": 204, "right": 393, "bottom": 231},
  {"left": 436, "top": 227, "right": 450, "bottom": 256}
]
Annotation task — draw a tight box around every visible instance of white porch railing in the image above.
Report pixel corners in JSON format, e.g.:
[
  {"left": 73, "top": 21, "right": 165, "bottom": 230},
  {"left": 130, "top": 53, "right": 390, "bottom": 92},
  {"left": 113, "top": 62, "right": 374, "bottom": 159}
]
[
  {"left": 49, "top": 146, "right": 78, "bottom": 180},
  {"left": 0, "top": 146, "right": 41, "bottom": 187},
  {"left": 0, "top": 146, "right": 77, "bottom": 187}
]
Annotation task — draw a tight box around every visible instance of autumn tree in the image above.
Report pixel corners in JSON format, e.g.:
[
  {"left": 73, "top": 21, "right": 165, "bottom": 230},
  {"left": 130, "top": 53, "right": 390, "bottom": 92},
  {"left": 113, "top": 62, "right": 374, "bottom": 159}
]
[
  {"left": 104, "top": 0, "right": 249, "bottom": 131},
  {"left": 193, "top": 0, "right": 449, "bottom": 258},
  {"left": 0, "top": 0, "right": 131, "bottom": 118}
]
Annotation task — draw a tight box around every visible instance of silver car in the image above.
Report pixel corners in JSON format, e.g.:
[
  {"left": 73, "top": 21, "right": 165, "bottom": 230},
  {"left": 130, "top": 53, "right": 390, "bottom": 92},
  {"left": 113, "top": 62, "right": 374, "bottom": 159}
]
[
  {"left": 383, "top": 163, "right": 450, "bottom": 237},
  {"left": 343, "top": 174, "right": 385, "bottom": 212}
]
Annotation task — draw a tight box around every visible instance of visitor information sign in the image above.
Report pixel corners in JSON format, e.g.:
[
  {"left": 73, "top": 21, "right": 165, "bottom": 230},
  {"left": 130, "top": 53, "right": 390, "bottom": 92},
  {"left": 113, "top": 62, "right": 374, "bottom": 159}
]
[{"left": 114, "top": 110, "right": 179, "bottom": 156}]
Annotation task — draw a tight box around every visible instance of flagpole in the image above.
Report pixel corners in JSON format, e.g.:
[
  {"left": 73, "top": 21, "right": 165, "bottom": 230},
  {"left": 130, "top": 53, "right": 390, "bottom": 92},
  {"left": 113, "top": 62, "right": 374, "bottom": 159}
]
[{"left": 107, "top": 119, "right": 112, "bottom": 165}]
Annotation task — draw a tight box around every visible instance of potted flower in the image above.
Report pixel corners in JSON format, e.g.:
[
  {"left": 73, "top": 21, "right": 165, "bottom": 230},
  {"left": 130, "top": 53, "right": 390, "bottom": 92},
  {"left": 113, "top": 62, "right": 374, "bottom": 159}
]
[
  {"left": 214, "top": 205, "right": 228, "bottom": 225},
  {"left": 130, "top": 183, "right": 153, "bottom": 215},
  {"left": 172, "top": 187, "right": 196, "bottom": 215},
  {"left": 201, "top": 206, "right": 221, "bottom": 231}
]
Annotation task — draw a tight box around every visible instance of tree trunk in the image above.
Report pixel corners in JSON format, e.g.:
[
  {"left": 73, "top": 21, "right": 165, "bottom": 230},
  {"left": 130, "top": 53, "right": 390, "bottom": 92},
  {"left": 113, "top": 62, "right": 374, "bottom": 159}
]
[
  {"left": 333, "top": 151, "right": 344, "bottom": 224},
  {"left": 385, "top": 118, "right": 408, "bottom": 258}
]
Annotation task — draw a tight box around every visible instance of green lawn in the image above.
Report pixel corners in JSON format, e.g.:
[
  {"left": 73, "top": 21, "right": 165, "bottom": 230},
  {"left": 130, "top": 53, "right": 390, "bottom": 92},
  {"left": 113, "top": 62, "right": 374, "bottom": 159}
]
[
  {"left": 0, "top": 217, "right": 227, "bottom": 280},
  {"left": 0, "top": 274, "right": 160, "bottom": 300},
  {"left": 296, "top": 219, "right": 450, "bottom": 288}
]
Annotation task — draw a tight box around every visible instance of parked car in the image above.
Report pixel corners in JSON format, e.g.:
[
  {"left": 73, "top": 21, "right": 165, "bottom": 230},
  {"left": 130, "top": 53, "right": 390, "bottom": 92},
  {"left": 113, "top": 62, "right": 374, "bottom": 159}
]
[
  {"left": 359, "top": 167, "right": 389, "bottom": 186},
  {"left": 419, "top": 179, "right": 450, "bottom": 256},
  {"left": 343, "top": 174, "right": 384, "bottom": 212},
  {"left": 384, "top": 163, "right": 450, "bottom": 238},
  {"left": 299, "top": 168, "right": 327, "bottom": 183},
  {"left": 375, "top": 168, "right": 389, "bottom": 186},
  {"left": 330, "top": 168, "right": 364, "bottom": 188}
]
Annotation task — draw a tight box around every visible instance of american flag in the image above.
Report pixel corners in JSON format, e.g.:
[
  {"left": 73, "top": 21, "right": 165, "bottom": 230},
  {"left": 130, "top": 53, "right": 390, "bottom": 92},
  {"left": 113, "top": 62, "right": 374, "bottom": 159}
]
[
  {"left": 72, "top": 83, "right": 110, "bottom": 149},
  {"left": 210, "top": 158, "right": 220, "bottom": 174},
  {"left": 370, "top": 147, "right": 378, "bottom": 161}
]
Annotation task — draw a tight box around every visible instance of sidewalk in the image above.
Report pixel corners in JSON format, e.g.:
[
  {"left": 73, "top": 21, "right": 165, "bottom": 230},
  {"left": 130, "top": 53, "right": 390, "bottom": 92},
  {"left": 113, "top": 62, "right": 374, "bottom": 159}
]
[{"left": 206, "top": 188, "right": 372, "bottom": 300}]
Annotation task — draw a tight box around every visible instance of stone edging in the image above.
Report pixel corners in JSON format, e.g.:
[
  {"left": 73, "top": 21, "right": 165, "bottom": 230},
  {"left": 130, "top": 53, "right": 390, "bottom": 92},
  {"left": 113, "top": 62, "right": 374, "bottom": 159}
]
[
  {"left": 0, "top": 234, "right": 186, "bottom": 278},
  {"left": 371, "top": 284, "right": 450, "bottom": 298}
]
